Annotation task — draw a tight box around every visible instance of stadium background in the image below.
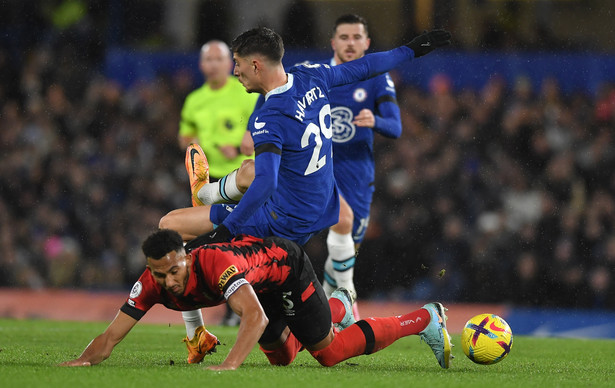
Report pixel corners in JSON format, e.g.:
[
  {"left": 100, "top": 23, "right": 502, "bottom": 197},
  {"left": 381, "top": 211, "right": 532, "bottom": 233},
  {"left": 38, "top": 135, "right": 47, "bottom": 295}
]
[{"left": 1, "top": 0, "right": 615, "bottom": 338}]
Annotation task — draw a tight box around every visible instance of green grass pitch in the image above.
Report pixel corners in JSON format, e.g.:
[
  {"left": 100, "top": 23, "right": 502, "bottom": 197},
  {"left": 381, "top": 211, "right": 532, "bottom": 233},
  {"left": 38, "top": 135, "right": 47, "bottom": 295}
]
[{"left": 1, "top": 318, "right": 614, "bottom": 388}]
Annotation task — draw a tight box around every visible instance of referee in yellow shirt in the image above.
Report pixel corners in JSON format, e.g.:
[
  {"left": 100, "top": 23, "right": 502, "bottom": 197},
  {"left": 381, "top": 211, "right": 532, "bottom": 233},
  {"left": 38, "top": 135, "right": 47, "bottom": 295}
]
[{"left": 178, "top": 40, "right": 258, "bottom": 179}]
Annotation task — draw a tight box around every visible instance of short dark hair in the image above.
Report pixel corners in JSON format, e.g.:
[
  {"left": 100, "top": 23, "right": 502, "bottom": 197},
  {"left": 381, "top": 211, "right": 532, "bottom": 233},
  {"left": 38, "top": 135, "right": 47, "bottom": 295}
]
[
  {"left": 142, "top": 229, "right": 184, "bottom": 260},
  {"left": 231, "top": 27, "right": 285, "bottom": 62},
  {"left": 332, "top": 14, "right": 369, "bottom": 37}
]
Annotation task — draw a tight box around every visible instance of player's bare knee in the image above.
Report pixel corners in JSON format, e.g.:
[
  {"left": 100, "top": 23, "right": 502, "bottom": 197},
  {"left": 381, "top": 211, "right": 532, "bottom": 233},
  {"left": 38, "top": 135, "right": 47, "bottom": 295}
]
[
  {"left": 336, "top": 215, "right": 353, "bottom": 233},
  {"left": 333, "top": 201, "right": 353, "bottom": 234},
  {"left": 158, "top": 213, "right": 172, "bottom": 230},
  {"left": 237, "top": 159, "right": 255, "bottom": 193},
  {"left": 159, "top": 211, "right": 180, "bottom": 231}
]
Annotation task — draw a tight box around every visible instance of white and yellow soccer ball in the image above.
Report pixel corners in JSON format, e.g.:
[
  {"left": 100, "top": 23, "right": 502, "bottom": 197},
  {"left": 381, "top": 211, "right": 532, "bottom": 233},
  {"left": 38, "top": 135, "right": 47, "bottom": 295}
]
[{"left": 461, "top": 313, "right": 513, "bottom": 365}]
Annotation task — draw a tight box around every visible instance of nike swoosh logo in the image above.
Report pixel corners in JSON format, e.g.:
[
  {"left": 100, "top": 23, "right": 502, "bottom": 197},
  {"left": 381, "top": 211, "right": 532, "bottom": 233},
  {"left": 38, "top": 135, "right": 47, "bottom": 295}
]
[
  {"left": 254, "top": 117, "right": 266, "bottom": 130},
  {"left": 190, "top": 148, "right": 199, "bottom": 173},
  {"left": 421, "top": 42, "right": 431, "bottom": 47}
]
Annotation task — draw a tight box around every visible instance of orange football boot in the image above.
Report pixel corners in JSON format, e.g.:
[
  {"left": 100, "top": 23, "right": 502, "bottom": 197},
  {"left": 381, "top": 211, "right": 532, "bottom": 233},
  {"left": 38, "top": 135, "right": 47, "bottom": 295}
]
[
  {"left": 185, "top": 143, "right": 209, "bottom": 206},
  {"left": 183, "top": 325, "right": 220, "bottom": 364}
]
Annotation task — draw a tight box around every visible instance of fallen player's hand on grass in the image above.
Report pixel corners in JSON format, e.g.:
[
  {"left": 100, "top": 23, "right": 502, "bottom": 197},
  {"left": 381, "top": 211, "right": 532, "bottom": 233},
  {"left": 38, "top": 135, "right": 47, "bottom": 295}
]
[
  {"left": 59, "top": 359, "right": 92, "bottom": 367},
  {"left": 207, "top": 362, "right": 239, "bottom": 371}
]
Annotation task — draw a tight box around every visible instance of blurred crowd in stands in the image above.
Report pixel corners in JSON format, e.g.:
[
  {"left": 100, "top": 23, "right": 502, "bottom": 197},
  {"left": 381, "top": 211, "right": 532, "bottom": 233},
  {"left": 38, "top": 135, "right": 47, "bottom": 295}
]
[
  {"left": 342, "top": 72, "right": 615, "bottom": 310},
  {"left": 1, "top": 7, "right": 615, "bottom": 310}
]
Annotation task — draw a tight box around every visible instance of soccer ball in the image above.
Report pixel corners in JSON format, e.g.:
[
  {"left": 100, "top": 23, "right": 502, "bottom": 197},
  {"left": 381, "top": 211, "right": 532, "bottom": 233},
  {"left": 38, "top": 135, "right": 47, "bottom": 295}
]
[{"left": 461, "top": 313, "right": 513, "bottom": 365}]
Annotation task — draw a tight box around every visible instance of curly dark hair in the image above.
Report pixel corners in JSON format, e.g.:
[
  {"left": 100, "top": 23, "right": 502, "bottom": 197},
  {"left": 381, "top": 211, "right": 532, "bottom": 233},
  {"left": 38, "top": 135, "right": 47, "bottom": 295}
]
[
  {"left": 231, "top": 27, "right": 285, "bottom": 62},
  {"left": 142, "top": 229, "right": 184, "bottom": 260}
]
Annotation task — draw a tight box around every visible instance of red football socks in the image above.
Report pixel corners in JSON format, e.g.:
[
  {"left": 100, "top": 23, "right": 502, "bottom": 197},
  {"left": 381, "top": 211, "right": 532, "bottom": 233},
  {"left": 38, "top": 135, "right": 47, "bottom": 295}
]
[
  {"left": 328, "top": 296, "right": 345, "bottom": 324},
  {"left": 260, "top": 332, "right": 303, "bottom": 366},
  {"left": 309, "top": 308, "right": 432, "bottom": 367},
  {"left": 309, "top": 323, "right": 366, "bottom": 366},
  {"left": 397, "top": 308, "right": 431, "bottom": 336}
]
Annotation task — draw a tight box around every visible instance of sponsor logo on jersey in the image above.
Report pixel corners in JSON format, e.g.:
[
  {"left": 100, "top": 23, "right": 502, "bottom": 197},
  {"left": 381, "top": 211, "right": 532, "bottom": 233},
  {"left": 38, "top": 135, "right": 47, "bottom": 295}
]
[
  {"left": 353, "top": 88, "right": 367, "bottom": 103},
  {"left": 252, "top": 129, "right": 269, "bottom": 136},
  {"left": 218, "top": 265, "right": 239, "bottom": 290},
  {"left": 282, "top": 291, "right": 295, "bottom": 316},
  {"left": 127, "top": 299, "right": 135, "bottom": 307},
  {"left": 129, "top": 281, "right": 142, "bottom": 298},
  {"left": 331, "top": 106, "right": 356, "bottom": 143},
  {"left": 254, "top": 117, "right": 266, "bottom": 129}
]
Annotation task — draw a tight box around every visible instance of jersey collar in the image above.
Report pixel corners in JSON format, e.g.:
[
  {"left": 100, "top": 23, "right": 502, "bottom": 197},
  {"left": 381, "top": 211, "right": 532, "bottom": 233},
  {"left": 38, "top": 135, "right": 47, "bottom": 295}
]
[{"left": 265, "top": 73, "right": 294, "bottom": 101}]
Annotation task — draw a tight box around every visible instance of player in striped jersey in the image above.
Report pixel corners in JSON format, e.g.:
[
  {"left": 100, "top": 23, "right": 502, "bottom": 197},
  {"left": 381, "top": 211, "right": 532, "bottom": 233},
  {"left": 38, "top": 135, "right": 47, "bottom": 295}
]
[
  {"left": 59, "top": 229, "right": 452, "bottom": 369},
  {"left": 159, "top": 26, "right": 451, "bottom": 363}
]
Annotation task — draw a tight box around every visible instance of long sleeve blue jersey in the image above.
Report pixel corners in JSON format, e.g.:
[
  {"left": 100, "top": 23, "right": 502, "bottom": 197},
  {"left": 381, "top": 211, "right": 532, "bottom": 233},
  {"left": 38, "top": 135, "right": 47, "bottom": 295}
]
[
  {"left": 222, "top": 46, "right": 415, "bottom": 242},
  {"left": 326, "top": 57, "right": 402, "bottom": 231}
]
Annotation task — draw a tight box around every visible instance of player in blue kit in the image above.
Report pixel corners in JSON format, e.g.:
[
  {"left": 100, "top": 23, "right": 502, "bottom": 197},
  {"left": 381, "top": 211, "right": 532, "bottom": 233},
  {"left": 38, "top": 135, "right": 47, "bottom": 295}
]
[
  {"left": 160, "top": 26, "right": 450, "bottom": 362},
  {"left": 162, "top": 28, "right": 342, "bottom": 246},
  {"left": 321, "top": 15, "right": 403, "bottom": 316},
  {"left": 161, "top": 26, "right": 450, "bottom": 247}
]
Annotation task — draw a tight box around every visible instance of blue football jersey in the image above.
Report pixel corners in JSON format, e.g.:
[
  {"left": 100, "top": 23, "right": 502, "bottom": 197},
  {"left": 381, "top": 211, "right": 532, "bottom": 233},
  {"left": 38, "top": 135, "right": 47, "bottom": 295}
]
[
  {"left": 222, "top": 46, "right": 414, "bottom": 242},
  {"left": 327, "top": 58, "right": 401, "bottom": 224},
  {"left": 252, "top": 68, "right": 340, "bottom": 237}
]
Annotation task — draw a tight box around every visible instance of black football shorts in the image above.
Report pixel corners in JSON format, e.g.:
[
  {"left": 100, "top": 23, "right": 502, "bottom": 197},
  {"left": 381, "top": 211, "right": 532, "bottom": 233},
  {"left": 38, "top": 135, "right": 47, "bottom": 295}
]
[{"left": 256, "top": 238, "right": 332, "bottom": 346}]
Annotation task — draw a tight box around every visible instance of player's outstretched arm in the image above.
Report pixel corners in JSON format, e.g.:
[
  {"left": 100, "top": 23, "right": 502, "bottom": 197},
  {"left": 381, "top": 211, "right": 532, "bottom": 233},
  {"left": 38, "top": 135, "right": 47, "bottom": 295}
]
[
  {"left": 327, "top": 29, "right": 451, "bottom": 89},
  {"left": 59, "top": 311, "right": 138, "bottom": 367},
  {"left": 208, "top": 284, "right": 268, "bottom": 370}
]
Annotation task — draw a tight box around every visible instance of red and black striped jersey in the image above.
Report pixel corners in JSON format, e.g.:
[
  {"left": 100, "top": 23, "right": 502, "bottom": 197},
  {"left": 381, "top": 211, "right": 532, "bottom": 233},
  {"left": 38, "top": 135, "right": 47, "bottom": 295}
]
[{"left": 121, "top": 235, "right": 298, "bottom": 320}]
